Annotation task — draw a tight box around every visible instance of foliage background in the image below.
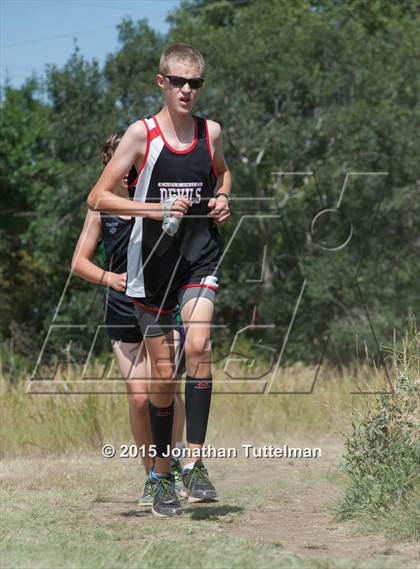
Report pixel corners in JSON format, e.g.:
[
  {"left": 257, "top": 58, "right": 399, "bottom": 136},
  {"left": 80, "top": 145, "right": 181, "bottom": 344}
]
[{"left": 1, "top": 0, "right": 419, "bottom": 380}]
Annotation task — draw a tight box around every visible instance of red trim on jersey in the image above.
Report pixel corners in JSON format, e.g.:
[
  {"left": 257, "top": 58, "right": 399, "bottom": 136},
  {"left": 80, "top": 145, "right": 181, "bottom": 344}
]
[
  {"left": 205, "top": 119, "right": 219, "bottom": 178},
  {"left": 138, "top": 119, "right": 150, "bottom": 174},
  {"left": 127, "top": 166, "right": 139, "bottom": 189},
  {"left": 148, "top": 126, "right": 159, "bottom": 141},
  {"left": 128, "top": 120, "right": 150, "bottom": 189},
  {"left": 130, "top": 298, "right": 175, "bottom": 314},
  {"left": 129, "top": 174, "right": 140, "bottom": 189},
  {"left": 178, "top": 283, "right": 219, "bottom": 293},
  {"left": 153, "top": 115, "right": 198, "bottom": 155}
]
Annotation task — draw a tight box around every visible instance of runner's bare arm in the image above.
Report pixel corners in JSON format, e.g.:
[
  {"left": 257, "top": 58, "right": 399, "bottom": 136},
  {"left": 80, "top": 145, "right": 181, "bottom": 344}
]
[
  {"left": 71, "top": 210, "right": 126, "bottom": 291},
  {"left": 207, "top": 121, "right": 231, "bottom": 225},
  {"left": 87, "top": 122, "right": 190, "bottom": 219}
]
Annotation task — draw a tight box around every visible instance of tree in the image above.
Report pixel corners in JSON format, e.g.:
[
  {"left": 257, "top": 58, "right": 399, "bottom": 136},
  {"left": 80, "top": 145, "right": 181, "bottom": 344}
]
[{"left": 1, "top": 1, "right": 419, "bottom": 371}]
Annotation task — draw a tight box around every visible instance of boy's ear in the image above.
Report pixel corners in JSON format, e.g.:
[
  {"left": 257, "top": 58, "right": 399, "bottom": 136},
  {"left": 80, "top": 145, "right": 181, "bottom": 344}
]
[{"left": 156, "top": 74, "right": 165, "bottom": 88}]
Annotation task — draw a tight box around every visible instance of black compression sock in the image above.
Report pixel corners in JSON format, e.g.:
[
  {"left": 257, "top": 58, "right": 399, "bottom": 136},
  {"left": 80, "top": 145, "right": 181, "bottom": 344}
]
[
  {"left": 185, "top": 375, "right": 212, "bottom": 444},
  {"left": 148, "top": 399, "right": 174, "bottom": 458}
]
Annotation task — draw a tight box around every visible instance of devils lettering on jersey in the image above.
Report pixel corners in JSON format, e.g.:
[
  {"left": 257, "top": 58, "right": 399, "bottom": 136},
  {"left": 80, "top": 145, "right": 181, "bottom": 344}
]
[
  {"left": 126, "top": 115, "right": 221, "bottom": 299},
  {"left": 158, "top": 181, "right": 203, "bottom": 205}
]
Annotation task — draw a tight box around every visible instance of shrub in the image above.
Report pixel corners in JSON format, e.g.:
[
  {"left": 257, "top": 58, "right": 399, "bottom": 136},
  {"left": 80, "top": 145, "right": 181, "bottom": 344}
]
[{"left": 338, "top": 318, "right": 419, "bottom": 539}]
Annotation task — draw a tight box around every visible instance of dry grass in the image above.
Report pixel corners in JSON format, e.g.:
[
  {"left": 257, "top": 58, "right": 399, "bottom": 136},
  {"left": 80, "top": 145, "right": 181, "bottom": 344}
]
[{"left": 1, "top": 359, "right": 391, "bottom": 458}]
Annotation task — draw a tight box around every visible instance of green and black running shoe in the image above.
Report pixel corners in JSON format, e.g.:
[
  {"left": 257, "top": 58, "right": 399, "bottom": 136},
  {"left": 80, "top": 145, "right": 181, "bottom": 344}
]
[
  {"left": 152, "top": 474, "right": 183, "bottom": 518},
  {"left": 138, "top": 478, "right": 156, "bottom": 507},
  {"left": 182, "top": 460, "right": 218, "bottom": 503},
  {"left": 170, "top": 458, "right": 188, "bottom": 498}
]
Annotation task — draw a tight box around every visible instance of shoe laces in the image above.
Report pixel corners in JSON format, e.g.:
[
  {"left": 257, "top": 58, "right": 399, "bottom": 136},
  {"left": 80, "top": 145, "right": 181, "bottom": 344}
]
[
  {"left": 143, "top": 479, "right": 155, "bottom": 496},
  {"left": 188, "top": 463, "right": 209, "bottom": 483},
  {"left": 156, "top": 476, "right": 175, "bottom": 498}
]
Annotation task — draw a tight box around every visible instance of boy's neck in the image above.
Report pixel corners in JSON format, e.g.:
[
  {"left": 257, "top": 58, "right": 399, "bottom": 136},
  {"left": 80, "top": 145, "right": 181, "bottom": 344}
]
[{"left": 157, "top": 105, "right": 194, "bottom": 132}]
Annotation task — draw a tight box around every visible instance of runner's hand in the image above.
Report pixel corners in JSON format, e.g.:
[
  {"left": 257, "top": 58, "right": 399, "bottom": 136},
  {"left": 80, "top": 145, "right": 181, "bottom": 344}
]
[
  {"left": 208, "top": 196, "right": 230, "bottom": 225},
  {"left": 107, "top": 272, "right": 127, "bottom": 292},
  {"left": 147, "top": 198, "right": 191, "bottom": 221},
  {"left": 170, "top": 196, "right": 191, "bottom": 218}
]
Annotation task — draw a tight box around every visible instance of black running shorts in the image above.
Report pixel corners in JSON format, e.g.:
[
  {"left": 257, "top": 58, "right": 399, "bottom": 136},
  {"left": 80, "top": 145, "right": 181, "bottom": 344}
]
[{"left": 104, "top": 288, "right": 143, "bottom": 343}]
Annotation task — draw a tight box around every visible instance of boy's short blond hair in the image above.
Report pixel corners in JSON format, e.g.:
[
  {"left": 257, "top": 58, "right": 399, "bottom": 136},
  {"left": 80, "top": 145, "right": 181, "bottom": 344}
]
[
  {"left": 158, "top": 43, "right": 205, "bottom": 76},
  {"left": 101, "top": 129, "right": 125, "bottom": 165}
]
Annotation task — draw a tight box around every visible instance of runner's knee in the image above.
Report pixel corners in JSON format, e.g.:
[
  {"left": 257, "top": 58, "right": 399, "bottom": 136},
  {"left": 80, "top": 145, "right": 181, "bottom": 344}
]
[
  {"left": 129, "top": 392, "right": 149, "bottom": 412},
  {"left": 185, "top": 334, "right": 211, "bottom": 359}
]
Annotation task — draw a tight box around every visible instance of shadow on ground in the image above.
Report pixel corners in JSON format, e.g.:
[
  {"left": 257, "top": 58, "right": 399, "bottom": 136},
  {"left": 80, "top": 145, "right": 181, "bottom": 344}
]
[{"left": 186, "top": 504, "right": 243, "bottom": 520}]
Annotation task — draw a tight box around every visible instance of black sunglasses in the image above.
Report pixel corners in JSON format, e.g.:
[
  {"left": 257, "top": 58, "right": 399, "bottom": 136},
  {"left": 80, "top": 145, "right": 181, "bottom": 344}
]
[{"left": 165, "top": 75, "right": 204, "bottom": 90}]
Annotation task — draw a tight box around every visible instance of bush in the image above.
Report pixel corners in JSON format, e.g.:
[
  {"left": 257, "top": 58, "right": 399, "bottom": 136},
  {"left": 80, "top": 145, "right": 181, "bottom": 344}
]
[{"left": 338, "top": 318, "right": 419, "bottom": 539}]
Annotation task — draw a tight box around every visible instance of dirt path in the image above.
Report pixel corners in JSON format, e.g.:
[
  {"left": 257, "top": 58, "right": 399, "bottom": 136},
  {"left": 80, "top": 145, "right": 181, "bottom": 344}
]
[
  {"left": 226, "top": 442, "right": 419, "bottom": 567},
  {"left": 2, "top": 441, "right": 418, "bottom": 568}
]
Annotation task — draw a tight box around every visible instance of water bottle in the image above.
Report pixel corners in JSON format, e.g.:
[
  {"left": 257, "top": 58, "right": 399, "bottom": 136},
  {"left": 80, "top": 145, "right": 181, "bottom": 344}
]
[{"left": 162, "top": 196, "right": 182, "bottom": 237}]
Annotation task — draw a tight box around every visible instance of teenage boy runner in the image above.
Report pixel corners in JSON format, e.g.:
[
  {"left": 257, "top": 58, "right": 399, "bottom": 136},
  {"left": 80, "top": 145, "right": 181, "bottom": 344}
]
[
  {"left": 72, "top": 131, "right": 186, "bottom": 505},
  {"left": 88, "top": 43, "right": 231, "bottom": 518}
]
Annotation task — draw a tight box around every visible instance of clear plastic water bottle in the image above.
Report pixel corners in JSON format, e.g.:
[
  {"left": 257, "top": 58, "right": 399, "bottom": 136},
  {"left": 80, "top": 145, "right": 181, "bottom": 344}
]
[
  {"left": 163, "top": 216, "right": 182, "bottom": 236},
  {"left": 162, "top": 196, "right": 182, "bottom": 237}
]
